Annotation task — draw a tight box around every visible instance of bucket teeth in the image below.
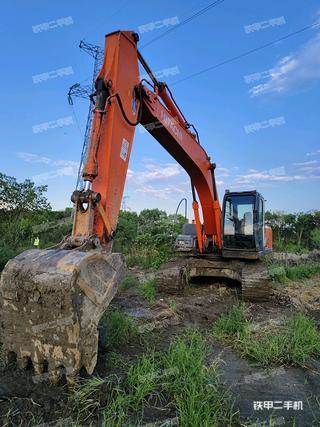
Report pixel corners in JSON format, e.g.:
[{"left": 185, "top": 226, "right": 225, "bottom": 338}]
[{"left": 0, "top": 249, "right": 126, "bottom": 379}]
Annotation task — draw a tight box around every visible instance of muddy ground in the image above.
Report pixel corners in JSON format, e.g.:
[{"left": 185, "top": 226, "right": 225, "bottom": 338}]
[{"left": 0, "top": 271, "right": 319, "bottom": 427}]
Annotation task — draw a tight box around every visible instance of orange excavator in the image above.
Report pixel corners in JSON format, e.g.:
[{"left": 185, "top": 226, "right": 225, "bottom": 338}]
[{"left": 0, "top": 31, "right": 272, "bottom": 379}]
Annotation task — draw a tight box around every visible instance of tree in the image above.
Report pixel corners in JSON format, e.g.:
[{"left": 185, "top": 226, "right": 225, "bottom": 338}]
[
  {"left": 310, "top": 228, "right": 320, "bottom": 249},
  {"left": 0, "top": 172, "right": 51, "bottom": 270},
  {"left": 0, "top": 172, "right": 50, "bottom": 214},
  {"left": 113, "top": 211, "right": 138, "bottom": 252}
]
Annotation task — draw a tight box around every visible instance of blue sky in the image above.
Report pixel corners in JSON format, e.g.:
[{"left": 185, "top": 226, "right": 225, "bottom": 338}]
[{"left": 0, "top": 0, "right": 320, "bottom": 216}]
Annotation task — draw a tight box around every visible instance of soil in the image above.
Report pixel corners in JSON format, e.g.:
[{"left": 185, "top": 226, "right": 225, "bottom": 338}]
[{"left": 0, "top": 272, "right": 319, "bottom": 427}]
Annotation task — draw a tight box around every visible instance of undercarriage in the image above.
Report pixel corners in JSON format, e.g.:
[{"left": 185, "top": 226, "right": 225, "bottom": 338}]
[{"left": 156, "top": 255, "right": 270, "bottom": 302}]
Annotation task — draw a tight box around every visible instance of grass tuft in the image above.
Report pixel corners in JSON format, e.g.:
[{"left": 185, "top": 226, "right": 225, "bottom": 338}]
[
  {"left": 127, "top": 352, "right": 160, "bottom": 411},
  {"left": 269, "top": 262, "right": 320, "bottom": 283},
  {"left": 100, "top": 309, "right": 138, "bottom": 347},
  {"left": 71, "top": 331, "right": 238, "bottom": 426},
  {"left": 72, "top": 376, "right": 108, "bottom": 421},
  {"left": 162, "top": 330, "right": 238, "bottom": 427},
  {"left": 119, "top": 274, "right": 140, "bottom": 291},
  {"left": 285, "top": 263, "right": 320, "bottom": 280},
  {"left": 213, "top": 306, "right": 320, "bottom": 367},
  {"left": 139, "top": 279, "right": 157, "bottom": 304},
  {"left": 212, "top": 304, "right": 248, "bottom": 338}
]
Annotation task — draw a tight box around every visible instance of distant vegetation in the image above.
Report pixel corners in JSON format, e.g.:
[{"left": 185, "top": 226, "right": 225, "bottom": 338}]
[
  {"left": 269, "top": 263, "right": 320, "bottom": 283},
  {"left": 0, "top": 172, "right": 320, "bottom": 271},
  {"left": 113, "top": 209, "right": 186, "bottom": 269},
  {"left": 0, "top": 172, "right": 73, "bottom": 270},
  {"left": 266, "top": 211, "right": 320, "bottom": 253}
]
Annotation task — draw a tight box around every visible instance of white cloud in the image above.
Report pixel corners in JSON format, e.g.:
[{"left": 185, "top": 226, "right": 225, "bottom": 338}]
[
  {"left": 128, "top": 162, "right": 181, "bottom": 184},
  {"left": 135, "top": 185, "right": 185, "bottom": 199},
  {"left": 18, "top": 152, "right": 52, "bottom": 164},
  {"left": 236, "top": 169, "right": 307, "bottom": 184},
  {"left": 306, "top": 149, "right": 320, "bottom": 156},
  {"left": 268, "top": 166, "right": 286, "bottom": 176},
  {"left": 216, "top": 166, "right": 230, "bottom": 177},
  {"left": 294, "top": 159, "right": 320, "bottom": 173},
  {"left": 294, "top": 160, "right": 318, "bottom": 166},
  {"left": 17, "top": 151, "right": 78, "bottom": 183},
  {"left": 249, "top": 32, "right": 320, "bottom": 97}
]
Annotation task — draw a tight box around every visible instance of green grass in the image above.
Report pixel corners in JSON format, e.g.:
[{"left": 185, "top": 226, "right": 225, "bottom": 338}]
[
  {"left": 127, "top": 352, "right": 160, "bottom": 411},
  {"left": 272, "top": 241, "right": 309, "bottom": 254},
  {"left": 71, "top": 332, "right": 238, "bottom": 426},
  {"left": 162, "top": 331, "right": 238, "bottom": 427},
  {"left": 100, "top": 309, "right": 138, "bottom": 347},
  {"left": 125, "top": 246, "right": 174, "bottom": 269},
  {"left": 213, "top": 306, "right": 320, "bottom": 367},
  {"left": 285, "top": 263, "right": 320, "bottom": 280},
  {"left": 269, "top": 262, "right": 320, "bottom": 283},
  {"left": 138, "top": 279, "right": 157, "bottom": 304},
  {"left": 72, "top": 377, "right": 107, "bottom": 421},
  {"left": 119, "top": 274, "right": 140, "bottom": 291},
  {"left": 212, "top": 304, "right": 248, "bottom": 338}
]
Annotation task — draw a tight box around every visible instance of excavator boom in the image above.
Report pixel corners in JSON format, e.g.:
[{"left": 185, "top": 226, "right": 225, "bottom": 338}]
[{"left": 71, "top": 30, "right": 222, "bottom": 253}]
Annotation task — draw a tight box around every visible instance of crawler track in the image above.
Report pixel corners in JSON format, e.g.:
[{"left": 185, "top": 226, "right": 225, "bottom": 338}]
[{"left": 156, "top": 256, "right": 270, "bottom": 302}]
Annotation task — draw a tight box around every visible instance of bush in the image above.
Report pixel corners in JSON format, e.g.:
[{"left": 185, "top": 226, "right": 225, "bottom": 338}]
[
  {"left": 311, "top": 228, "right": 320, "bottom": 249},
  {"left": 0, "top": 242, "right": 18, "bottom": 271}
]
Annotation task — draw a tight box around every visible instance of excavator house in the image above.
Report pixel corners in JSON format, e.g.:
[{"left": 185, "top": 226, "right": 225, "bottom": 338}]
[{"left": 0, "top": 31, "right": 272, "bottom": 379}]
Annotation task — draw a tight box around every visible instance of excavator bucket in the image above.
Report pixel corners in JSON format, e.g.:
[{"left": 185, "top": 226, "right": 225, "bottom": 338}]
[{"left": 0, "top": 248, "right": 125, "bottom": 380}]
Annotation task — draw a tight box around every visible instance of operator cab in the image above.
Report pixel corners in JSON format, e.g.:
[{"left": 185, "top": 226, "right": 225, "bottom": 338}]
[{"left": 222, "top": 190, "right": 272, "bottom": 259}]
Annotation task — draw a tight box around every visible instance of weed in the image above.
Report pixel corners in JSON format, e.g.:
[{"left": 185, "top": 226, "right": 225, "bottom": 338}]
[
  {"left": 268, "top": 265, "right": 288, "bottom": 283},
  {"left": 127, "top": 352, "right": 160, "bottom": 410},
  {"left": 119, "top": 274, "right": 140, "bottom": 291},
  {"left": 125, "top": 245, "right": 174, "bottom": 270},
  {"left": 105, "top": 352, "right": 130, "bottom": 372},
  {"left": 162, "top": 330, "right": 238, "bottom": 427},
  {"left": 269, "top": 262, "right": 320, "bottom": 283},
  {"left": 286, "top": 313, "right": 320, "bottom": 365},
  {"left": 285, "top": 263, "right": 320, "bottom": 281},
  {"left": 139, "top": 279, "right": 157, "bottom": 304},
  {"left": 72, "top": 377, "right": 107, "bottom": 421},
  {"left": 100, "top": 309, "right": 138, "bottom": 347},
  {"left": 213, "top": 306, "right": 320, "bottom": 367},
  {"left": 212, "top": 304, "right": 248, "bottom": 338},
  {"left": 102, "top": 387, "right": 131, "bottom": 427},
  {"left": 72, "top": 331, "right": 238, "bottom": 426},
  {"left": 169, "top": 299, "right": 177, "bottom": 312}
]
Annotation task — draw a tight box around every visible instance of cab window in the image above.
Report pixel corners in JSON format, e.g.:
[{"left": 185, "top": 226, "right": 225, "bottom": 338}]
[{"left": 223, "top": 195, "right": 255, "bottom": 249}]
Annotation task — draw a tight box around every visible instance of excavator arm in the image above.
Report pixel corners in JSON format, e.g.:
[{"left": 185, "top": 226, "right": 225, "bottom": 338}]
[{"left": 71, "top": 30, "right": 222, "bottom": 254}]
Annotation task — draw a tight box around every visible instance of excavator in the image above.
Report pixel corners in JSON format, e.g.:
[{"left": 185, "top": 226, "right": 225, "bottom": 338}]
[{"left": 0, "top": 31, "right": 272, "bottom": 380}]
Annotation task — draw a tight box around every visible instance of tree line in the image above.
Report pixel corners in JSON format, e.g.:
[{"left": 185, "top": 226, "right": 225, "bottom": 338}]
[{"left": 0, "top": 172, "right": 319, "bottom": 271}]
